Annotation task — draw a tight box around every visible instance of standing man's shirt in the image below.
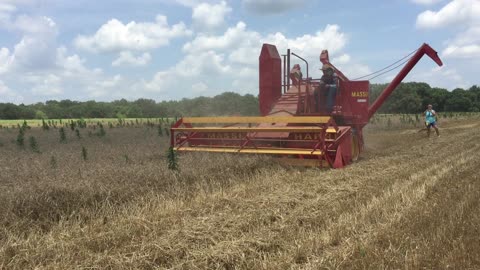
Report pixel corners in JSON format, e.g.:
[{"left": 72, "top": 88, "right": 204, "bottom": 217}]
[{"left": 425, "top": 110, "right": 436, "bottom": 124}]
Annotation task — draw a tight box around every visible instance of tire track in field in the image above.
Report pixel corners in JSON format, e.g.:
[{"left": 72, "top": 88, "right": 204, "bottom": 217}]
[
  {"left": 312, "top": 128, "right": 480, "bottom": 269},
  {"left": 329, "top": 151, "right": 480, "bottom": 269},
  {"left": 409, "top": 162, "right": 480, "bottom": 269},
  {"left": 155, "top": 124, "right": 479, "bottom": 268}
]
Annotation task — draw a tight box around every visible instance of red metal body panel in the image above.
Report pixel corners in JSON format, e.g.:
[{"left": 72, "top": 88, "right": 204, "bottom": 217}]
[
  {"left": 259, "top": 44, "right": 282, "bottom": 116},
  {"left": 334, "top": 80, "right": 370, "bottom": 126}
]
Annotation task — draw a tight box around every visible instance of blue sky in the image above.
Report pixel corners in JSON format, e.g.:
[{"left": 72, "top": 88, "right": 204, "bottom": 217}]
[{"left": 0, "top": 0, "right": 478, "bottom": 104}]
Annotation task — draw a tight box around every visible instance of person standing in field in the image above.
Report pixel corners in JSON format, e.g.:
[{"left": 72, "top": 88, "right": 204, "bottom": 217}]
[{"left": 424, "top": 104, "right": 440, "bottom": 137}]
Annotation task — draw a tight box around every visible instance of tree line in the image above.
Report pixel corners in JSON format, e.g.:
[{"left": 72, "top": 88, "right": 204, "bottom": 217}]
[
  {"left": 0, "top": 83, "right": 479, "bottom": 119},
  {"left": 0, "top": 92, "right": 259, "bottom": 119}
]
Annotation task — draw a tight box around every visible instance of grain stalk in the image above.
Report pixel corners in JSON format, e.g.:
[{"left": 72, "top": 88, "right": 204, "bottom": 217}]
[
  {"left": 167, "top": 146, "right": 178, "bottom": 171},
  {"left": 59, "top": 127, "right": 67, "bottom": 143},
  {"left": 81, "top": 146, "right": 88, "bottom": 161},
  {"left": 16, "top": 127, "right": 25, "bottom": 147},
  {"left": 29, "top": 136, "right": 40, "bottom": 153}
]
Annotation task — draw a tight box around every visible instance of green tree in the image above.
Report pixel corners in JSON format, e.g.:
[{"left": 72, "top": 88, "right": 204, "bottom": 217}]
[
  {"left": 445, "top": 88, "right": 472, "bottom": 112},
  {"left": 35, "top": 110, "right": 48, "bottom": 119}
]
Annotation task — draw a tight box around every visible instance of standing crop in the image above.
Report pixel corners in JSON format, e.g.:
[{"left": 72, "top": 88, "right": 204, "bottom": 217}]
[
  {"left": 29, "top": 136, "right": 40, "bottom": 153},
  {"left": 167, "top": 146, "right": 178, "bottom": 171},
  {"left": 81, "top": 146, "right": 88, "bottom": 161},
  {"left": 59, "top": 127, "right": 67, "bottom": 143},
  {"left": 16, "top": 128, "right": 25, "bottom": 147}
]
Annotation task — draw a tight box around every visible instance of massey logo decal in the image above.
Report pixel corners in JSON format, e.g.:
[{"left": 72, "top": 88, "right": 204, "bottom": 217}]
[{"left": 351, "top": 91, "right": 368, "bottom": 98}]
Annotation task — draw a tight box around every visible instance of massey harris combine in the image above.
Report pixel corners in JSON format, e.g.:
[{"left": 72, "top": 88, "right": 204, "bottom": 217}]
[{"left": 170, "top": 43, "right": 443, "bottom": 168}]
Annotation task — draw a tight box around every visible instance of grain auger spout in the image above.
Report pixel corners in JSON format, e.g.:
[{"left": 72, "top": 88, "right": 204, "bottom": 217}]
[
  {"left": 170, "top": 42, "right": 443, "bottom": 168},
  {"left": 367, "top": 43, "right": 443, "bottom": 120}
]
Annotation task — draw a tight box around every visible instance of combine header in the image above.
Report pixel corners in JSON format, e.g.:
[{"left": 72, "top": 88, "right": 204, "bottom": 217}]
[{"left": 170, "top": 43, "right": 443, "bottom": 168}]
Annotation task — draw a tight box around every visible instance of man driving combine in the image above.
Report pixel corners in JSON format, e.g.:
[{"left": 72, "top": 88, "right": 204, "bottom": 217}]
[
  {"left": 314, "top": 63, "right": 338, "bottom": 113},
  {"left": 424, "top": 104, "right": 440, "bottom": 137}
]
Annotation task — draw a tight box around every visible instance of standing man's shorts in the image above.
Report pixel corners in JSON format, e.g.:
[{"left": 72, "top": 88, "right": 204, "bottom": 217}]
[{"left": 426, "top": 121, "right": 437, "bottom": 128}]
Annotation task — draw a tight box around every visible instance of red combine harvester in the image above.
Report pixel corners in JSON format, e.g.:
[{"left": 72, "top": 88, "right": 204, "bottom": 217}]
[{"left": 170, "top": 43, "right": 443, "bottom": 168}]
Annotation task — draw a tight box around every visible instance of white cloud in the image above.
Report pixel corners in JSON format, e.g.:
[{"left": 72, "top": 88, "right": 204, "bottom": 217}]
[
  {"left": 0, "top": 0, "right": 40, "bottom": 16},
  {"left": 0, "top": 12, "right": 131, "bottom": 101},
  {"left": 86, "top": 75, "right": 124, "bottom": 98},
  {"left": 183, "top": 22, "right": 259, "bottom": 53},
  {"left": 1, "top": 15, "right": 58, "bottom": 72},
  {"left": 191, "top": 82, "right": 208, "bottom": 94},
  {"left": 405, "top": 65, "right": 469, "bottom": 89},
  {"left": 18, "top": 47, "right": 121, "bottom": 100},
  {"left": 142, "top": 50, "right": 231, "bottom": 94},
  {"left": 411, "top": 0, "right": 444, "bottom": 5},
  {"left": 442, "top": 25, "right": 480, "bottom": 58},
  {"left": 184, "top": 22, "right": 347, "bottom": 68},
  {"left": 192, "top": 1, "right": 232, "bottom": 31},
  {"left": 112, "top": 51, "right": 152, "bottom": 67},
  {"left": 173, "top": 0, "right": 198, "bottom": 7},
  {"left": 445, "top": 24, "right": 480, "bottom": 46},
  {"left": 74, "top": 15, "right": 192, "bottom": 52},
  {"left": 30, "top": 74, "right": 63, "bottom": 96},
  {"left": 0, "top": 13, "right": 59, "bottom": 73},
  {"left": 56, "top": 47, "right": 89, "bottom": 73},
  {"left": 13, "top": 15, "right": 56, "bottom": 34},
  {"left": 228, "top": 46, "right": 259, "bottom": 65},
  {"left": 264, "top": 24, "right": 347, "bottom": 58},
  {"left": 0, "top": 3, "right": 16, "bottom": 13},
  {"left": 176, "top": 50, "right": 231, "bottom": 77},
  {"left": 416, "top": 0, "right": 480, "bottom": 29},
  {"left": 0, "top": 47, "right": 13, "bottom": 73},
  {"left": 236, "top": 67, "right": 256, "bottom": 78},
  {"left": 0, "top": 80, "right": 23, "bottom": 103},
  {"left": 332, "top": 54, "right": 351, "bottom": 64},
  {"left": 0, "top": 0, "right": 56, "bottom": 33},
  {"left": 443, "top": 44, "right": 480, "bottom": 58},
  {"left": 0, "top": 80, "right": 12, "bottom": 95},
  {"left": 142, "top": 71, "right": 170, "bottom": 93},
  {"left": 346, "top": 64, "right": 373, "bottom": 79},
  {"left": 0, "top": 0, "right": 39, "bottom": 6},
  {"left": 0, "top": 81, "right": 11, "bottom": 95},
  {"left": 334, "top": 61, "right": 373, "bottom": 80},
  {"left": 12, "top": 35, "right": 57, "bottom": 71},
  {"left": 243, "top": 0, "right": 306, "bottom": 14},
  {"left": 327, "top": 54, "right": 372, "bottom": 80},
  {"left": 416, "top": 0, "right": 480, "bottom": 59}
]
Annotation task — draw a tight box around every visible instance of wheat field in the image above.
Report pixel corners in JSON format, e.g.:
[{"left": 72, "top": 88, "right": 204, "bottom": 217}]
[{"left": 0, "top": 115, "right": 479, "bottom": 269}]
